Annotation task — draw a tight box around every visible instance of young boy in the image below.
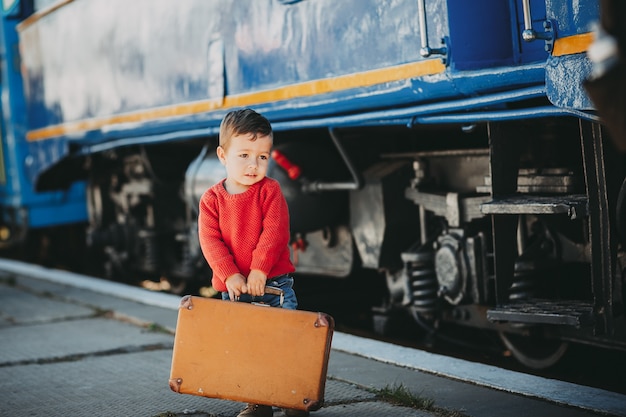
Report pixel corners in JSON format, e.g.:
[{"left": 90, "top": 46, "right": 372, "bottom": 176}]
[{"left": 198, "top": 108, "right": 306, "bottom": 417}]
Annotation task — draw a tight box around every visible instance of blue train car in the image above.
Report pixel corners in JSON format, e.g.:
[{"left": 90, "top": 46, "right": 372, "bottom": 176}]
[
  {"left": 0, "top": 0, "right": 87, "bottom": 253},
  {"left": 1, "top": 0, "right": 624, "bottom": 367}
]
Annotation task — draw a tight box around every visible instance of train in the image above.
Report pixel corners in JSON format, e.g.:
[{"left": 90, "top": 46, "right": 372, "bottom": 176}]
[{"left": 0, "top": 0, "right": 624, "bottom": 369}]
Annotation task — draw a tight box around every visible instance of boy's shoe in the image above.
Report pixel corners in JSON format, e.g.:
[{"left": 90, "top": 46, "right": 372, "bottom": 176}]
[
  {"left": 237, "top": 404, "right": 273, "bottom": 417},
  {"left": 282, "top": 409, "right": 309, "bottom": 417}
]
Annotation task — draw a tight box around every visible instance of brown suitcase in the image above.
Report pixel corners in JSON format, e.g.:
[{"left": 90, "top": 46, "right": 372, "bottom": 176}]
[{"left": 169, "top": 289, "right": 334, "bottom": 412}]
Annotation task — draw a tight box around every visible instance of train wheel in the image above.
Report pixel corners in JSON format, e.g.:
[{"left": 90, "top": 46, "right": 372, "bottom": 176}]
[{"left": 499, "top": 331, "right": 569, "bottom": 369}]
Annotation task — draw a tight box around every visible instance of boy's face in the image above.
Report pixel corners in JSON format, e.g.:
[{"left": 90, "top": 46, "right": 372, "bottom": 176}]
[{"left": 217, "top": 133, "right": 272, "bottom": 194}]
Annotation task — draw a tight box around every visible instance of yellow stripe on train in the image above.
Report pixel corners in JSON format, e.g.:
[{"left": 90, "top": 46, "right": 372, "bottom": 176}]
[
  {"left": 26, "top": 59, "right": 446, "bottom": 142},
  {"left": 552, "top": 32, "right": 594, "bottom": 57}
]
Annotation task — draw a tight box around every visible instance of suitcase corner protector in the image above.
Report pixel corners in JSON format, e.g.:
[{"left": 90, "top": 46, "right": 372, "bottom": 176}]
[
  {"left": 169, "top": 377, "right": 183, "bottom": 393},
  {"left": 179, "top": 295, "right": 194, "bottom": 310},
  {"left": 315, "top": 312, "right": 334, "bottom": 329},
  {"left": 304, "top": 399, "right": 323, "bottom": 412}
]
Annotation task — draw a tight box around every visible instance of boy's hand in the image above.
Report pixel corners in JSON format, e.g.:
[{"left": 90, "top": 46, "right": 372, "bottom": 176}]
[
  {"left": 225, "top": 273, "right": 248, "bottom": 301},
  {"left": 247, "top": 269, "right": 267, "bottom": 296}
]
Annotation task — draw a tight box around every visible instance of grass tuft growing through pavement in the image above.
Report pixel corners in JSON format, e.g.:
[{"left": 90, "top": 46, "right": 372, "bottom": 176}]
[
  {"left": 377, "top": 383, "right": 434, "bottom": 409},
  {"left": 145, "top": 322, "right": 170, "bottom": 334},
  {"left": 375, "top": 383, "right": 469, "bottom": 417}
]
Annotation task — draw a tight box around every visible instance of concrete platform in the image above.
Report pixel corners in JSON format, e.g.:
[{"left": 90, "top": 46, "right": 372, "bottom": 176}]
[{"left": 0, "top": 259, "right": 624, "bottom": 417}]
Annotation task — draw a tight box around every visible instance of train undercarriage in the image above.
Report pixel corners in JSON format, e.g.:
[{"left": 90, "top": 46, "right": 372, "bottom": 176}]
[{"left": 80, "top": 117, "right": 626, "bottom": 369}]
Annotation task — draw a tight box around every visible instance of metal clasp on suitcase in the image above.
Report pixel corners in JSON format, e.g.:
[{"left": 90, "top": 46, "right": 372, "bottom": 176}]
[{"left": 250, "top": 285, "right": 284, "bottom": 307}]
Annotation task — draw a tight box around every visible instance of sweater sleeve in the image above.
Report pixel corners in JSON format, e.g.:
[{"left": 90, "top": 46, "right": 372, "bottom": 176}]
[
  {"left": 198, "top": 189, "right": 241, "bottom": 283},
  {"left": 250, "top": 180, "right": 291, "bottom": 274}
]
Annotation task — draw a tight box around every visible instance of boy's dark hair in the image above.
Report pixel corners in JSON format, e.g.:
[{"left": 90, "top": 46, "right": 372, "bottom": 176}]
[{"left": 219, "top": 108, "right": 273, "bottom": 149}]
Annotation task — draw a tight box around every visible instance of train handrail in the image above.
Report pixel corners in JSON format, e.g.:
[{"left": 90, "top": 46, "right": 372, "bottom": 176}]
[
  {"left": 417, "top": 0, "right": 447, "bottom": 58},
  {"left": 521, "top": 0, "right": 556, "bottom": 51}
]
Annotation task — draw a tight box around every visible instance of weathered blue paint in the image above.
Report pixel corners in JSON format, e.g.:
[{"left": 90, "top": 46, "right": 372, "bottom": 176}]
[
  {"left": 0, "top": 1, "right": 87, "bottom": 231},
  {"left": 0, "top": 0, "right": 601, "bottom": 233},
  {"left": 546, "top": 0, "right": 599, "bottom": 36},
  {"left": 546, "top": 53, "right": 595, "bottom": 109},
  {"left": 545, "top": 0, "right": 599, "bottom": 110},
  {"left": 17, "top": 0, "right": 555, "bottom": 134},
  {"left": 20, "top": 0, "right": 449, "bottom": 130}
]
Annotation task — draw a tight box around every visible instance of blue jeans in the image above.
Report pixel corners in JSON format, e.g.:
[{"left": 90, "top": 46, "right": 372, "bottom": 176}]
[{"left": 221, "top": 274, "right": 298, "bottom": 310}]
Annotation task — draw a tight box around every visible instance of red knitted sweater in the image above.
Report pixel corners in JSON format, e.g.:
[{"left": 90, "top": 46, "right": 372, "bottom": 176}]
[{"left": 198, "top": 177, "right": 295, "bottom": 292}]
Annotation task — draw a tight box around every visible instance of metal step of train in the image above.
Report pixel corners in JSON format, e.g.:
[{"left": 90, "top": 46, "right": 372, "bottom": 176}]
[
  {"left": 480, "top": 194, "right": 588, "bottom": 219},
  {"left": 487, "top": 299, "right": 595, "bottom": 327}
]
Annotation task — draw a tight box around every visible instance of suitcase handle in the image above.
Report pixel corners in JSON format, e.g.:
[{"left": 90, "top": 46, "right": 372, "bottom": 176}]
[
  {"left": 263, "top": 285, "right": 285, "bottom": 307},
  {"left": 235, "top": 285, "right": 285, "bottom": 307}
]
